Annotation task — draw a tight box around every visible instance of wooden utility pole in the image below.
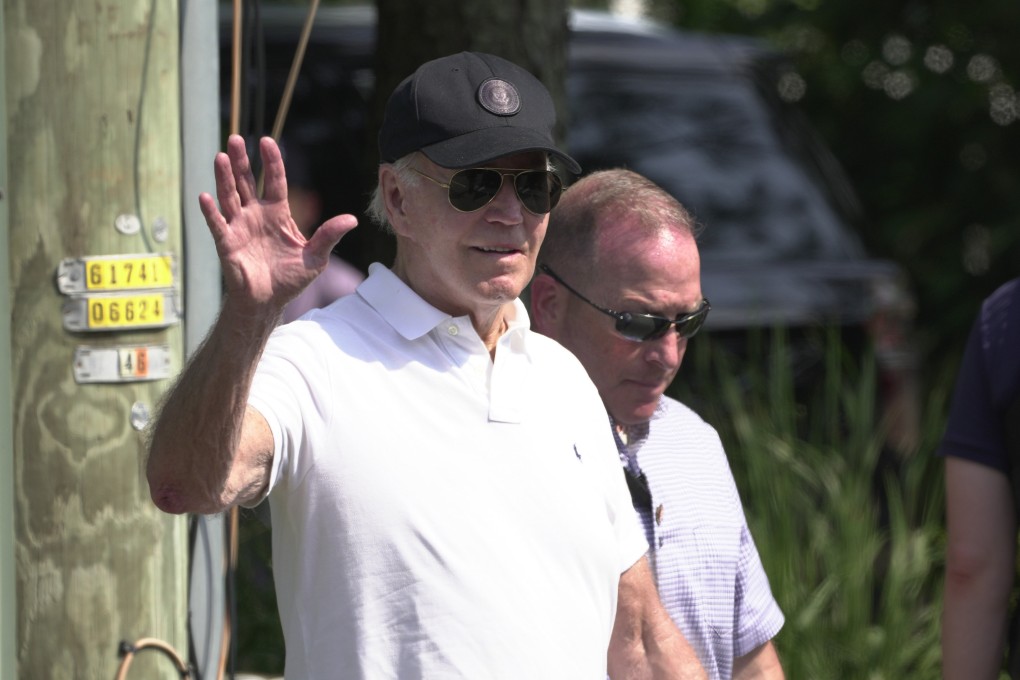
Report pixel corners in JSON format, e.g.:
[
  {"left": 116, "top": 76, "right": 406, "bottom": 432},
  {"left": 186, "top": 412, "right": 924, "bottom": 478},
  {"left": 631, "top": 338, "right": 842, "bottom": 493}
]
[
  {"left": 1, "top": 4, "right": 15, "bottom": 679},
  {"left": 4, "top": 0, "right": 188, "bottom": 677}
]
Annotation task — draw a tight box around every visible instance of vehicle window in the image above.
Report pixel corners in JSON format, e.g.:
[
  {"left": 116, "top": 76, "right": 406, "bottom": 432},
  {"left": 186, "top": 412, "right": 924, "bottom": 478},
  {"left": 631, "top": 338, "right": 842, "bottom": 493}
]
[{"left": 567, "top": 71, "right": 860, "bottom": 262}]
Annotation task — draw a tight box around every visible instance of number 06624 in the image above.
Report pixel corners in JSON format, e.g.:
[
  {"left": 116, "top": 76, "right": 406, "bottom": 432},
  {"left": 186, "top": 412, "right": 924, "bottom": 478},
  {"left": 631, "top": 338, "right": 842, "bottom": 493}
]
[{"left": 87, "top": 294, "right": 166, "bottom": 330}]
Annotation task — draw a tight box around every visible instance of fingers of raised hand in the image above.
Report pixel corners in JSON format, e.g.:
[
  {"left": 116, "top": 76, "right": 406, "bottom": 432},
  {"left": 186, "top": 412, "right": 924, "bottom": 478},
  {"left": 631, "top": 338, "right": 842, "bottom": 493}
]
[
  {"left": 298, "top": 214, "right": 358, "bottom": 274},
  {"left": 258, "top": 137, "right": 289, "bottom": 204},
  {"left": 307, "top": 214, "right": 359, "bottom": 258},
  {"left": 198, "top": 192, "right": 233, "bottom": 256},
  {"left": 226, "top": 134, "right": 258, "bottom": 204},
  {"left": 213, "top": 151, "right": 243, "bottom": 218}
]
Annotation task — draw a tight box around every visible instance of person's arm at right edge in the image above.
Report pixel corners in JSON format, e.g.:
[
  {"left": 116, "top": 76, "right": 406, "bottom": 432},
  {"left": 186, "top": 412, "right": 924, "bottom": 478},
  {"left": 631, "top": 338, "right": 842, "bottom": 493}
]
[
  {"left": 146, "top": 135, "right": 356, "bottom": 515},
  {"left": 942, "top": 456, "right": 1016, "bottom": 680},
  {"left": 608, "top": 556, "right": 708, "bottom": 680}
]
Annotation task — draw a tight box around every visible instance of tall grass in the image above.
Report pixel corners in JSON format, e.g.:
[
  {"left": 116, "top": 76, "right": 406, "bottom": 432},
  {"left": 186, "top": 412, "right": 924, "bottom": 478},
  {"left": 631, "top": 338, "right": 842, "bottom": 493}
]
[{"left": 674, "top": 327, "right": 950, "bottom": 679}]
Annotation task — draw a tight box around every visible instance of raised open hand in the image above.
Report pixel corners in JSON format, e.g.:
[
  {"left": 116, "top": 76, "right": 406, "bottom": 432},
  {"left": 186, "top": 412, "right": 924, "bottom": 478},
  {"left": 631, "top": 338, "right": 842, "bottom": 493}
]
[{"left": 198, "top": 135, "right": 358, "bottom": 311}]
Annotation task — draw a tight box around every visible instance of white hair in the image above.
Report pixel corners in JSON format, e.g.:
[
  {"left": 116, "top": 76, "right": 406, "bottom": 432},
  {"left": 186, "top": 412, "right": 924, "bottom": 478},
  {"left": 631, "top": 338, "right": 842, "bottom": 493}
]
[{"left": 366, "top": 154, "right": 420, "bottom": 234}]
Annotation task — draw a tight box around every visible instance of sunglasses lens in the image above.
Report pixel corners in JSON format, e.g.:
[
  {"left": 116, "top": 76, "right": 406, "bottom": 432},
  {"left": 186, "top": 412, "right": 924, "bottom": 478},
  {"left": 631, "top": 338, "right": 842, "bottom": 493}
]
[
  {"left": 514, "top": 171, "right": 562, "bottom": 214},
  {"left": 677, "top": 311, "right": 707, "bottom": 339},
  {"left": 615, "top": 313, "right": 672, "bottom": 342},
  {"left": 446, "top": 169, "right": 562, "bottom": 214},
  {"left": 616, "top": 302, "right": 711, "bottom": 342},
  {"left": 448, "top": 169, "right": 504, "bottom": 212}
]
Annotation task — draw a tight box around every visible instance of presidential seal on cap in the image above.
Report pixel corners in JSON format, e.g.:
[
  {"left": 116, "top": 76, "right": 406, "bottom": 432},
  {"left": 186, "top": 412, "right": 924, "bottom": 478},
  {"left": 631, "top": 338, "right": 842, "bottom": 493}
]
[
  {"left": 477, "top": 78, "right": 521, "bottom": 116},
  {"left": 378, "top": 51, "right": 581, "bottom": 174}
]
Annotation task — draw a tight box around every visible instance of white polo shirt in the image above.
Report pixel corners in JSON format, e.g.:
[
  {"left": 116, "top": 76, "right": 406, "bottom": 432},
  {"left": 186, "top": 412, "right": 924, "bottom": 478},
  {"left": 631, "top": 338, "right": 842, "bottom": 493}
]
[{"left": 249, "top": 263, "right": 647, "bottom": 680}]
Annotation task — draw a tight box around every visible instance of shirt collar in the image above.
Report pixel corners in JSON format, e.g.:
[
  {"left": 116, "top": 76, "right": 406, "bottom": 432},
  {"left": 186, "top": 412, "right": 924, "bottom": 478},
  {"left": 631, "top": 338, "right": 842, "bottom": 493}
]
[
  {"left": 609, "top": 400, "right": 667, "bottom": 452},
  {"left": 358, "top": 263, "right": 448, "bottom": 340},
  {"left": 358, "top": 262, "right": 532, "bottom": 343}
]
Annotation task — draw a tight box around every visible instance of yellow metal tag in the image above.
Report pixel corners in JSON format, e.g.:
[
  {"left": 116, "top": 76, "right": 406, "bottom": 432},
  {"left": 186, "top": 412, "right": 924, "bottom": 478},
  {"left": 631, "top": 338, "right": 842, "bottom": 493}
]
[
  {"left": 84, "top": 254, "right": 174, "bottom": 291},
  {"left": 86, "top": 294, "right": 166, "bottom": 330}
]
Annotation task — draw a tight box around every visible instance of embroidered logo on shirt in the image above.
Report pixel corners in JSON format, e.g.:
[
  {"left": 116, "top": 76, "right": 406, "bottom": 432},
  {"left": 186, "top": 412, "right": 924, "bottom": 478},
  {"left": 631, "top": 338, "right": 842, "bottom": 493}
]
[{"left": 573, "top": 444, "right": 582, "bottom": 462}]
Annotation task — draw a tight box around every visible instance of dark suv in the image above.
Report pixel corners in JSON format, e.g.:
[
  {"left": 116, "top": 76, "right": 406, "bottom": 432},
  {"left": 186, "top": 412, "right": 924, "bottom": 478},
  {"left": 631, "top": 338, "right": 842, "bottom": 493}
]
[{"left": 223, "top": 4, "right": 918, "bottom": 448}]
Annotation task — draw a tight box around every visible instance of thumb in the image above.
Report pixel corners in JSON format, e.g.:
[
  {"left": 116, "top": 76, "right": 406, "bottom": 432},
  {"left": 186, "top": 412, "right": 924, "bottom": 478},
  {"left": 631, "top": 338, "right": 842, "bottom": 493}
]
[{"left": 307, "top": 214, "right": 359, "bottom": 258}]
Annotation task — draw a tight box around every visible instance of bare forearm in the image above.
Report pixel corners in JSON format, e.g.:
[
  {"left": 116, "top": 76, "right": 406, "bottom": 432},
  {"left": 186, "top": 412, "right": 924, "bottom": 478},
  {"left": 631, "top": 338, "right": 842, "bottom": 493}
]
[
  {"left": 147, "top": 134, "right": 357, "bottom": 514},
  {"left": 941, "top": 457, "right": 1017, "bottom": 680},
  {"left": 942, "top": 563, "right": 1012, "bottom": 679},
  {"left": 733, "top": 641, "right": 784, "bottom": 679},
  {"left": 641, "top": 612, "right": 707, "bottom": 680},
  {"left": 146, "top": 299, "right": 279, "bottom": 514},
  {"left": 609, "top": 558, "right": 707, "bottom": 680},
  {"left": 608, "top": 623, "right": 706, "bottom": 679}
]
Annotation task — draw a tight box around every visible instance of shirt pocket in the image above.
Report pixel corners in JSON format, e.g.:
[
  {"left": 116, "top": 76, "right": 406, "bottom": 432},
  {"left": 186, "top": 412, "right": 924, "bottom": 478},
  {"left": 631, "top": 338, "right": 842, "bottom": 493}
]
[{"left": 654, "top": 522, "right": 741, "bottom": 637}]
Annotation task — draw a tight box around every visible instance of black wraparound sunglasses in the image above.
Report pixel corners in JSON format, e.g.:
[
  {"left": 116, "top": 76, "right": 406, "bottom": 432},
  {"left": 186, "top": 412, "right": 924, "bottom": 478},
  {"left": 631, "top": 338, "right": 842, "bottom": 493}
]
[
  {"left": 539, "top": 263, "right": 710, "bottom": 342},
  {"left": 411, "top": 166, "right": 563, "bottom": 215}
]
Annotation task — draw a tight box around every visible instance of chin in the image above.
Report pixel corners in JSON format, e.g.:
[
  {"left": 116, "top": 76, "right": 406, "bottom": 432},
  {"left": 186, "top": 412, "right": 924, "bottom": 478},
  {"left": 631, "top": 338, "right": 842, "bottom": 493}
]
[
  {"left": 616, "top": 405, "right": 658, "bottom": 426},
  {"left": 480, "top": 277, "right": 526, "bottom": 302}
]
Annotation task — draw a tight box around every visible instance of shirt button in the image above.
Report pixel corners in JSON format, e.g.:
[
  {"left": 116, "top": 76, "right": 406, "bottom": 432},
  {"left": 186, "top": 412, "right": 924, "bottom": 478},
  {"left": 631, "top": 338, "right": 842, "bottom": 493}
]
[{"left": 447, "top": 325, "right": 459, "bottom": 336}]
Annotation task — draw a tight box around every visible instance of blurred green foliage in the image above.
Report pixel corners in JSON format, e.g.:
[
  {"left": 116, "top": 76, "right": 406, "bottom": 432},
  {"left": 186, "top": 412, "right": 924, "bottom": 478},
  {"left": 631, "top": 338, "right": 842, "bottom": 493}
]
[
  {"left": 234, "top": 505, "right": 284, "bottom": 674},
  {"left": 641, "top": 0, "right": 1020, "bottom": 369},
  {"left": 672, "top": 326, "right": 949, "bottom": 678}
]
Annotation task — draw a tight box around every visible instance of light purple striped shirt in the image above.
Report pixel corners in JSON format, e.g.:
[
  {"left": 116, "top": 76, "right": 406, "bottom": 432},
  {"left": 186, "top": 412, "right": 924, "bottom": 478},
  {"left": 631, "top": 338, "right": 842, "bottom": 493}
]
[{"left": 613, "top": 396, "right": 784, "bottom": 680}]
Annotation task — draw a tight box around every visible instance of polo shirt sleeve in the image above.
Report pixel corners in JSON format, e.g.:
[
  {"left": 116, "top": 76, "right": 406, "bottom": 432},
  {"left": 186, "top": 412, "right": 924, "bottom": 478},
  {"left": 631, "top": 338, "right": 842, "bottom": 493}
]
[
  {"left": 248, "top": 321, "right": 336, "bottom": 503},
  {"left": 732, "top": 519, "right": 785, "bottom": 657}
]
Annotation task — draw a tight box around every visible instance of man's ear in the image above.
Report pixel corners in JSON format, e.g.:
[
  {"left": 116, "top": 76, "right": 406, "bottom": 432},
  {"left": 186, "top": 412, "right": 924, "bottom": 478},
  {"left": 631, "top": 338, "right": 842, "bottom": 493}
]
[
  {"left": 529, "top": 270, "right": 564, "bottom": 337},
  {"left": 379, "top": 165, "right": 411, "bottom": 236}
]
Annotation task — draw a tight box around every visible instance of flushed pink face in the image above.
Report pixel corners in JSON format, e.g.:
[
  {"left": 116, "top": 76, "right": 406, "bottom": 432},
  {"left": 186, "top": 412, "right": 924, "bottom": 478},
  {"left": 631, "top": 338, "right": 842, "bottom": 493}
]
[
  {"left": 391, "top": 152, "right": 550, "bottom": 321},
  {"left": 555, "top": 224, "right": 703, "bottom": 426}
]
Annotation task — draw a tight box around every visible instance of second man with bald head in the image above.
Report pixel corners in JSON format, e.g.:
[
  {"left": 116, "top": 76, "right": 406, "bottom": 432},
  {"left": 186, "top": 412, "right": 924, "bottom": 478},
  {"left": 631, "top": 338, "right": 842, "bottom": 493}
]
[{"left": 531, "top": 169, "right": 786, "bottom": 680}]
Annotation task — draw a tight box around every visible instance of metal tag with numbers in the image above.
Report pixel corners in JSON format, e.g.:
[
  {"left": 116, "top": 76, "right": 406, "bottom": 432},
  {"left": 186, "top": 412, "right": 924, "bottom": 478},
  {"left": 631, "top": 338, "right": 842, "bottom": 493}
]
[
  {"left": 56, "top": 253, "right": 176, "bottom": 295},
  {"left": 73, "top": 345, "right": 173, "bottom": 383},
  {"left": 61, "top": 291, "right": 181, "bottom": 332}
]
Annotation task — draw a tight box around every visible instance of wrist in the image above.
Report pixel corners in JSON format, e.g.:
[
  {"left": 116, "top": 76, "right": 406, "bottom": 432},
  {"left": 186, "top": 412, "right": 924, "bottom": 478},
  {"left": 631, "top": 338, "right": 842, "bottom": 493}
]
[{"left": 218, "top": 295, "right": 284, "bottom": 340}]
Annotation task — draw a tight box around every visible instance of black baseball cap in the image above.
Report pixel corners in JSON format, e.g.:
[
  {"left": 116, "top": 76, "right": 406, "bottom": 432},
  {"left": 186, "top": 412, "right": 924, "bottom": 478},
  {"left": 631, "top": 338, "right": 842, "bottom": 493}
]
[{"left": 378, "top": 51, "right": 581, "bottom": 175}]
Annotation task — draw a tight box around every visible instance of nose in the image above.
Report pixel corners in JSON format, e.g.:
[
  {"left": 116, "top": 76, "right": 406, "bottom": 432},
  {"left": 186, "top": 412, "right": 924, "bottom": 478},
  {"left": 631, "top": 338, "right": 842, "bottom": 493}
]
[
  {"left": 644, "top": 332, "right": 685, "bottom": 371},
  {"left": 485, "top": 174, "right": 525, "bottom": 224}
]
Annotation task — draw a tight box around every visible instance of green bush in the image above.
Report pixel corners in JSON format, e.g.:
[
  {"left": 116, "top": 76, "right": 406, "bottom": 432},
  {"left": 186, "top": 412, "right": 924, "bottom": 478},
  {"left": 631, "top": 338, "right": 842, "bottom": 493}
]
[{"left": 673, "top": 327, "right": 950, "bottom": 679}]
